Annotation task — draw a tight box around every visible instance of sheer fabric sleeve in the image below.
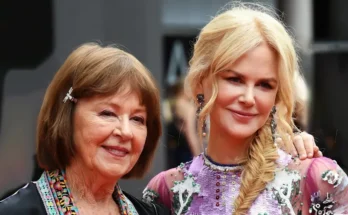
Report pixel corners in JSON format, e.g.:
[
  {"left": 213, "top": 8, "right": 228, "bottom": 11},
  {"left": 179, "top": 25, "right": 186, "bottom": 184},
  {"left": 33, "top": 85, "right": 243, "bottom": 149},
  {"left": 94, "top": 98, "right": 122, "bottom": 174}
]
[
  {"left": 303, "top": 157, "right": 348, "bottom": 214},
  {"left": 143, "top": 168, "right": 184, "bottom": 210}
]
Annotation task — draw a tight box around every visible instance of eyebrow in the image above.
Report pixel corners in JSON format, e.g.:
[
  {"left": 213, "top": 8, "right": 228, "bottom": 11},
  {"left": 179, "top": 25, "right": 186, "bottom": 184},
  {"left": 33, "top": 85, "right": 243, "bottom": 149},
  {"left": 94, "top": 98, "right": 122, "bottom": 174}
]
[
  {"left": 223, "top": 69, "right": 278, "bottom": 84},
  {"left": 100, "top": 101, "right": 147, "bottom": 113}
]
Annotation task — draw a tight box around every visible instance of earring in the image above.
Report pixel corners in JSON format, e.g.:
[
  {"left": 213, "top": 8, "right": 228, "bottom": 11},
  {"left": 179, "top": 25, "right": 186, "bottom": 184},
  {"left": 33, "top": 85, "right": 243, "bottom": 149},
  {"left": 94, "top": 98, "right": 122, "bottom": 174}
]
[
  {"left": 270, "top": 106, "right": 277, "bottom": 145},
  {"left": 196, "top": 94, "right": 207, "bottom": 137}
]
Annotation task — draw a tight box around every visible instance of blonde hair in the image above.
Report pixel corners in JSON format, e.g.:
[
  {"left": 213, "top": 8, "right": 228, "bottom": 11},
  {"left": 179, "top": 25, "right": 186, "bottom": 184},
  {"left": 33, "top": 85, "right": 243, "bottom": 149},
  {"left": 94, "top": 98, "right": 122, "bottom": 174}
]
[
  {"left": 294, "top": 71, "right": 310, "bottom": 130},
  {"left": 185, "top": 3, "right": 298, "bottom": 214}
]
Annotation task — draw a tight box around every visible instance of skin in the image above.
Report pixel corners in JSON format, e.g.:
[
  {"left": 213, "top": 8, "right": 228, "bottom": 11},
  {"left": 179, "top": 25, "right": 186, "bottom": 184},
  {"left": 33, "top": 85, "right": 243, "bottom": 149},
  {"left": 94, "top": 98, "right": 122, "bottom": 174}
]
[
  {"left": 65, "top": 89, "right": 147, "bottom": 214},
  {"left": 201, "top": 43, "right": 278, "bottom": 163},
  {"left": 199, "top": 43, "right": 321, "bottom": 164}
]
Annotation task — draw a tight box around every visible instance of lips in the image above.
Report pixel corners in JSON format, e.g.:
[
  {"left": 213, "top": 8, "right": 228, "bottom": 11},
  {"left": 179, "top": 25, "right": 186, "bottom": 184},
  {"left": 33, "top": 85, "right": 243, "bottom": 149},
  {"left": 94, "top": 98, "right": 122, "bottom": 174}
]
[
  {"left": 231, "top": 110, "right": 257, "bottom": 117},
  {"left": 102, "top": 145, "right": 129, "bottom": 157},
  {"left": 230, "top": 110, "right": 257, "bottom": 121}
]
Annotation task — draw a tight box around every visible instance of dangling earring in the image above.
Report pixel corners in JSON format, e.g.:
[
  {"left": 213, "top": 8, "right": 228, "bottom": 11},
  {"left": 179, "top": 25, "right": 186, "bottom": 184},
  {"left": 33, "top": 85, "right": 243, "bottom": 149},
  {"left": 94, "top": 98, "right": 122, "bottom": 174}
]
[
  {"left": 270, "top": 106, "right": 277, "bottom": 146},
  {"left": 196, "top": 94, "right": 207, "bottom": 137}
]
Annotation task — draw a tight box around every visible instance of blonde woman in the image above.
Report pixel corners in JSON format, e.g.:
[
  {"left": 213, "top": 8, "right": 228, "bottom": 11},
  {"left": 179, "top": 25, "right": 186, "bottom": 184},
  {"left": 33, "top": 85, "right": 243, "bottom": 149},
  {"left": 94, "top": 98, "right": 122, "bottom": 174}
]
[{"left": 143, "top": 4, "right": 348, "bottom": 215}]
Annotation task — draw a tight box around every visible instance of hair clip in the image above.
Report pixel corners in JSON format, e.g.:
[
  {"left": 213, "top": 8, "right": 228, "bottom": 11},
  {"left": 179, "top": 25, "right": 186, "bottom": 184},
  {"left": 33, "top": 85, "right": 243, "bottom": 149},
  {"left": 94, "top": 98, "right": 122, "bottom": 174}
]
[{"left": 63, "top": 87, "right": 77, "bottom": 103}]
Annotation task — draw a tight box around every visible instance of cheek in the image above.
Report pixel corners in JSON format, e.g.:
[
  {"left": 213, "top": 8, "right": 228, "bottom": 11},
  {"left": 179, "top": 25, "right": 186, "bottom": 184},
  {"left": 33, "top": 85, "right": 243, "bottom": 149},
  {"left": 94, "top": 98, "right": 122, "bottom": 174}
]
[
  {"left": 129, "top": 131, "right": 147, "bottom": 167},
  {"left": 89, "top": 124, "right": 112, "bottom": 142},
  {"left": 133, "top": 129, "right": 147, "bottom": 154},
  {"left": 256, "top": 91, "right": 277, "bottom": 113},
  {"left": 74, "top": 119, "right": 114, "bottom": 153},
  {"left": 216, "top": 84, "right": 239, "bottom": 106}
]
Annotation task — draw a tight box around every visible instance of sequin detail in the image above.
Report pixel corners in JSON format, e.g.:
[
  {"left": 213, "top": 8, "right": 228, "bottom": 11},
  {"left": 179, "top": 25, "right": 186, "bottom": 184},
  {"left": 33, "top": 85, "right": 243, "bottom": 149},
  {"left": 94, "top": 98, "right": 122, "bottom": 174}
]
[
  {"left": 309, "top": 192, "right": 335, "bottom": 215},
  {"left": 142, "top": 188, "right": 159, "bottom": 203},
  {"left": 266, "top": 167, "right": 301, "bottom": 215},
  {"left": 171, "top": 174, "right": 200, "bottom": 215},
  {"left": 146, "top": 150, "right": 348, "bottom": 215},
  {"left": 322, "top": 170, "right": 343, "bottom": 188},
  {"left": 175, "top": 152, "right": 286, "bottom": 215},
  {"left": 202, "top": 152, "right": 244, "bottom": 172}
]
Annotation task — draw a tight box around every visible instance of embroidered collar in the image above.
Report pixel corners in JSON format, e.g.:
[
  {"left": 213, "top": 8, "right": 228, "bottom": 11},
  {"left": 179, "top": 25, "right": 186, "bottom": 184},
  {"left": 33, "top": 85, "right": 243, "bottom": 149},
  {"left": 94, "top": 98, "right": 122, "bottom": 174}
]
[
  {"left": 202, "top": 151, "right": 244, "bottom": 172},
  {"left": 36, "top": 170, "right": 137, "bottom": 215}
]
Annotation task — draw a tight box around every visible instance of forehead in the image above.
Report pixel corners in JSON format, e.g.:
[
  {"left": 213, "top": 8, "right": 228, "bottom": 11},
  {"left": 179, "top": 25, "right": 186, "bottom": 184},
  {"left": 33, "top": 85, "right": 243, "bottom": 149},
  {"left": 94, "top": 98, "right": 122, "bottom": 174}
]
[
  {"left": 223, "top": 43, "right": 278, "bottom": 79},
  {"left": 84, "top": 89, "right": 146, "bottom": 110}
]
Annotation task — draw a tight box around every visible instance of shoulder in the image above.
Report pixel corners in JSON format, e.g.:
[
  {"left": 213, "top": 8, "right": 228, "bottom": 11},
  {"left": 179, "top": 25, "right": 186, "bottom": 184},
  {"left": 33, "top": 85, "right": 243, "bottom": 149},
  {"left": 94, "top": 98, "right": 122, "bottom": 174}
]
[
  {"left": 297, "top": 157, "right": 348, "bottom": 213},
  {"left": 0, "top": 182, "right": 45, "bottom": 215},
  {"left": 298, "top": 156, "right": 345, "bottom": 177},
  {"left": 123, "top": 191, "right": 170, "bottom": 215},
  {"left": 302, "top": 157, "right": 347, "bottom": 185},
  {"left": 143, "top": 163, "right": 191, "bottom": 209},
  {"left": 162, "top": 156, "right": 202, "bottom": 185},
  {"left": 273, "top": 155, "right": 347, "bottom": 190},
  {"left": 143, "top": 168, "right": 183, "bottom": 199},
  {"left": 146, "top": 163, "right": 189, "bottom": 190},
  {"left": 289, "top": 156, "right": 348, "bottom": 197}
]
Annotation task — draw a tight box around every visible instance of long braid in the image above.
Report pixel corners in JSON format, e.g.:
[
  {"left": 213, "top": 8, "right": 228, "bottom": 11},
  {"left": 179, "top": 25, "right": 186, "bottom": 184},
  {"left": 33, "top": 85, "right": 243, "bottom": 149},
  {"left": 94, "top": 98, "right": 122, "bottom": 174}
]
[{"left": 233, "top": 121, "right": 279, "bottom": 214}]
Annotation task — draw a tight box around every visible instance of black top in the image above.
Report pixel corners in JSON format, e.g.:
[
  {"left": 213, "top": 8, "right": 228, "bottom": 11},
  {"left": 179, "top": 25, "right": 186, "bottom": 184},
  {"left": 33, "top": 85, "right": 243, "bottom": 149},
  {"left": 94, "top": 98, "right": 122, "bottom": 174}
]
[{"left": 0, "top": 183, "right": 170, "bottom": 215}]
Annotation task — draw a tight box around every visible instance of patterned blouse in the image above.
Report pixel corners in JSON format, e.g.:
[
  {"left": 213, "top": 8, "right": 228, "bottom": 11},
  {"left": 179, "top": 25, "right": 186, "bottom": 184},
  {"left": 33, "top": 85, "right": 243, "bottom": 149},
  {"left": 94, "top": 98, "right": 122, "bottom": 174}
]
[
  {"left": 36, "top": 169, "right": 139, "bottom": 215},
  {"left": 143, "top": 150, "right": 348, "bottom": 215}
]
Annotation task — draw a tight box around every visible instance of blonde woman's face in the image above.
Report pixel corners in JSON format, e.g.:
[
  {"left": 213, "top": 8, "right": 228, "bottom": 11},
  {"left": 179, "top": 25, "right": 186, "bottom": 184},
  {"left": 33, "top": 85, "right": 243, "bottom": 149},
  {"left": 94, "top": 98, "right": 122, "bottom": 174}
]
[
  {"left": 204, "top": 43, "right": 278, "bottom": 141},
  {"left": 72, "top": 90, "right": 147, "bottom": 179}
]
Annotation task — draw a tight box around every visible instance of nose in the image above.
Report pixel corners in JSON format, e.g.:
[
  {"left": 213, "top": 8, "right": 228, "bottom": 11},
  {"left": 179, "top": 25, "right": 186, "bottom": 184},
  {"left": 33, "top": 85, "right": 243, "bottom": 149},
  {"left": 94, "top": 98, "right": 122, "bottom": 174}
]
[
  {"left": 238, "top": 86, "right": 255, "bottom": 106},
  {"left": 113, "top": 116, "right": 133, "bottom": 141}
]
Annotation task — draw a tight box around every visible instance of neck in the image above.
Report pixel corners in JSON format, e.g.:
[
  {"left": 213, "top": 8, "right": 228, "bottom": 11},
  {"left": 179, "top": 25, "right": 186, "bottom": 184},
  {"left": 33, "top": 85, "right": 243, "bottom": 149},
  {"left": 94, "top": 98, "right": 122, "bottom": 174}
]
[
  {"left": 206, "top": 123, "right": 253, "bottom": 165},
  {"left": 65, "top": 159, "right": 118, "bottom": 205}
]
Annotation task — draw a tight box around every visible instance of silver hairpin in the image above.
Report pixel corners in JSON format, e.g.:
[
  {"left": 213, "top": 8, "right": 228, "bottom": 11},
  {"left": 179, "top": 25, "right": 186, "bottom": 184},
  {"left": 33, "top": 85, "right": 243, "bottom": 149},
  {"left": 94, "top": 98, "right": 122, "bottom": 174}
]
[{"left": 63, "top": 87, "right": 77, "bottom": 103}]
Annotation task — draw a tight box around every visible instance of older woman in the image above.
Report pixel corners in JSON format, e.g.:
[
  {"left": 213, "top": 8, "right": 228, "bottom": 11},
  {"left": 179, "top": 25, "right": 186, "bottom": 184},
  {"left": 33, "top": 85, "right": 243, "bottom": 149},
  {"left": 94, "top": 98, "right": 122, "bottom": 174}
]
[
  {"left": 143, "top": 4, "right": 348, "bottom": 215},
  {"left": 0, "top": 43, "right": 169, "bottom": 215}
]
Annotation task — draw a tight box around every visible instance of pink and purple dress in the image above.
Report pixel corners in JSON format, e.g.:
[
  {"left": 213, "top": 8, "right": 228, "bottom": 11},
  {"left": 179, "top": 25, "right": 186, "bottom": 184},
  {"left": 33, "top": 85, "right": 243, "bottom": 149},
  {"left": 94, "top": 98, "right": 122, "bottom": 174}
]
[{"left": 143, "top": 150, "right": 348, "bottom": 215}]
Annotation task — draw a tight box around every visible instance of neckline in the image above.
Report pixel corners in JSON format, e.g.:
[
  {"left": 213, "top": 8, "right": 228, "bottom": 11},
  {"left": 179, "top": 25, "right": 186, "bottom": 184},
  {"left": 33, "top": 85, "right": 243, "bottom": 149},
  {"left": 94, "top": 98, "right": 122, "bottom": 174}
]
[
  {"left": 202, "top": 151, "right": 244, "bottom": 172},
  {"left": 39, "top": 170, "right": 135, "bottom": 215}
]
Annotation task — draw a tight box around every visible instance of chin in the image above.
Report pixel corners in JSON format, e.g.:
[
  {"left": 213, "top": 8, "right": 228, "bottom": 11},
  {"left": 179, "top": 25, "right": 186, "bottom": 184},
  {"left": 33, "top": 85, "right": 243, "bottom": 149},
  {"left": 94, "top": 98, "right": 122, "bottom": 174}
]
[
  {"left": 96, "top": 162, "right": 130, "bottom": 179},
  {"left": 229, "top": 131, "right": 255, "bottom": 140},
  {"left": 225, "top": 125, "right": 258, "bottom": 140}
]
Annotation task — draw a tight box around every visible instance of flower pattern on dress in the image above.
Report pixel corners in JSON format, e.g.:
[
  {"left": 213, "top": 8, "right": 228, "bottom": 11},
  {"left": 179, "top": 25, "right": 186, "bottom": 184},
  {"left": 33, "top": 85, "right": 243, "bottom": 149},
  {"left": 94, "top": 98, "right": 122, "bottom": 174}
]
[
  {"left": 266, "top": 167, "right": 301, "bottom": 215},
  {"left": 144, "top": 150, "right": 348, "bottom": 215},
  {"left": 321, "top": 170, "right": 343, "bottom": 188},
  {"left": 142, "top": 188, "right": 159, "bottom": 203},
  {"left": 171, "top": 174, "right": 200, "bottom": 215},
  {"left": 309, "top": 191, "right": 335, "bottom": 215}
]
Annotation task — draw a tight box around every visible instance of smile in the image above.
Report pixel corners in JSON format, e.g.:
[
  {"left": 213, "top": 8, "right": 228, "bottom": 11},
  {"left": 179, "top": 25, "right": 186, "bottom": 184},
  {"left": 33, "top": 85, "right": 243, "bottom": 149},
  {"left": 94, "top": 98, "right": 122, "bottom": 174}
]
[
  {"left": 102, "top": 146, "right": 129, "bottom": 158},
  {"left": 230, "top": 110, "right": 257, "bottom": 121}
]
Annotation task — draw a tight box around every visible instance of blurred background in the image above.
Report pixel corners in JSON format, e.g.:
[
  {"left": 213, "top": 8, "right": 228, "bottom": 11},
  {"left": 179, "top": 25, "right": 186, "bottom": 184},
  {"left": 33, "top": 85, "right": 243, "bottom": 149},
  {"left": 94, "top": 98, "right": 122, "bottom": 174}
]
[{"left": 1, "top": 0, "right": 348, "bottom": 199}]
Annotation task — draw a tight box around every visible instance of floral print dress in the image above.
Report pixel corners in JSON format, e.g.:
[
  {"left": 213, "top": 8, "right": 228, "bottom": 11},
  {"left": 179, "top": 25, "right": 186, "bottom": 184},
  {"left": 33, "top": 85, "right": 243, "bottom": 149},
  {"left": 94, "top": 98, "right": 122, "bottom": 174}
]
[{"left": 143, "top": 150, "right": 348, "bottom": 215}]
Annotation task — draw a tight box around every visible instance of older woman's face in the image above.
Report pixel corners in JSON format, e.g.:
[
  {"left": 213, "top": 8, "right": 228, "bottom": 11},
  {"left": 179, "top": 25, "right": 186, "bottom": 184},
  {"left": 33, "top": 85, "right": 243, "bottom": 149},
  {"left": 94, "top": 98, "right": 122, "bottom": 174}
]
[{"left": 73, "top": 90, "right": 147, "bottom": 179}]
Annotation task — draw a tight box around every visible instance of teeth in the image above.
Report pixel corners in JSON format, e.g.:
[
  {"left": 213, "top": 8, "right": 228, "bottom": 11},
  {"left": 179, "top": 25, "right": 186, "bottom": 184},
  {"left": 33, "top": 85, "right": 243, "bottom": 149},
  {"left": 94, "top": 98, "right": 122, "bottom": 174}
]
[{"left": 106, "top": 148, "right": 127, "bottom": 156}]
